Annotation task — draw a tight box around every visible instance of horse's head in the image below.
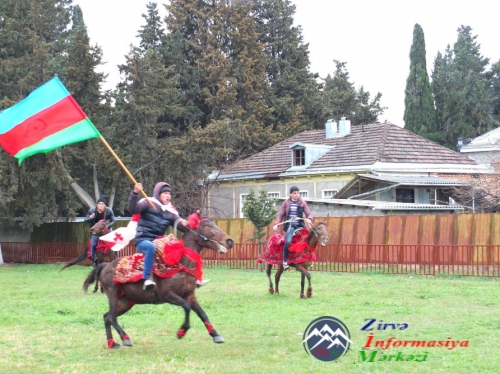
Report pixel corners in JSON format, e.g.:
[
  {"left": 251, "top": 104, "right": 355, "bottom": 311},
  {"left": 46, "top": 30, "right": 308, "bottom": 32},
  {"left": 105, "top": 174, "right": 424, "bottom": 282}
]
[
  {"left": 90, "top": 220, "right": 108, "bottom": 237},
  {"left": 310, "top": 222, "right": 329, "bottom": 247},
  {"left": 187, "top": 212, "right": 233, "bottom": 253}
]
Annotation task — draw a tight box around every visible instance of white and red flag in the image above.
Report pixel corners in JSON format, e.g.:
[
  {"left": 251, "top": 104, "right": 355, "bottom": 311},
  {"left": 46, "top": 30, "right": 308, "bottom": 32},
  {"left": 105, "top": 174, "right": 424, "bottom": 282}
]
[{"left": 100, "top": 214, "right": 140, "bottom": 251}]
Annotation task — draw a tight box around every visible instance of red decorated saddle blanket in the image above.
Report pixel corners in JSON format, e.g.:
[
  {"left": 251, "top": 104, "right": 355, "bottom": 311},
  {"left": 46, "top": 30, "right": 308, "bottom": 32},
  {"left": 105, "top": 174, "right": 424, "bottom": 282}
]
[
  {"left": 86, "top": 240, "right": 112, "bottom": 261},
  {"left": 113, "top": 235, "right": 202, "bottom": 285},
  {"left": 257, "top": 227, "right": 317, "bottom": 265}
]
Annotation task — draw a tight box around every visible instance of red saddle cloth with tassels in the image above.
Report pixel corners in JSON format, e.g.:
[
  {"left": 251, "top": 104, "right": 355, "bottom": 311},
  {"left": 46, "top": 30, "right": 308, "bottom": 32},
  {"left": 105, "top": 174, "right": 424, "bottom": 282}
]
[
  {"left": 113, "top": 235, "right": 202, "bottom": 285},
  {"left": 257, "top": 227, "right": 317, "bottom": 265},
  {"left": 86, "top": 240, "right": 112, "bottom": 261}
]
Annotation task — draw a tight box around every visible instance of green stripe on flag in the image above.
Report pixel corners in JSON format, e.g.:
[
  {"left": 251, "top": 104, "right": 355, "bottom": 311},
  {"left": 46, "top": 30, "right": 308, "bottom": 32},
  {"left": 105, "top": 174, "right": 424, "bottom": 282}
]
[{"left": 14, "top": 118, "right": 101, "bottom": 164}]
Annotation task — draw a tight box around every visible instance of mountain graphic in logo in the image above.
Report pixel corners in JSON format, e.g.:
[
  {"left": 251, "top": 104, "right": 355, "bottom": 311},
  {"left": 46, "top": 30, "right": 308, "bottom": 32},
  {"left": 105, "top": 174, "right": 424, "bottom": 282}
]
[{"left": 303, "top": 317, "right": 352, "bottom": 362}]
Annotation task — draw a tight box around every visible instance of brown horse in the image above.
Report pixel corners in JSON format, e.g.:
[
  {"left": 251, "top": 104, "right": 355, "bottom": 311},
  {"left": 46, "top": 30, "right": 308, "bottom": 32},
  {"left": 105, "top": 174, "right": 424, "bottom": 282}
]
[
  {"left": 61, "top": 220, "right": 116, "bottom": 293},
  {"left": 83, "top": 215, "right": 233, "bottom": 348},
  {"left": 260, "top": 222, "right": 329, "bottom": 299}
]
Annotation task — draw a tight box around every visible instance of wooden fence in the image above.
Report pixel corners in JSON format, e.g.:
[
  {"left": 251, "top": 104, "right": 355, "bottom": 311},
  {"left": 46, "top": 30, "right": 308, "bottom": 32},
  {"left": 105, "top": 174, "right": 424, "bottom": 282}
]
[
  {"left": 25, "top": 213, "right": 500, "bottom": 246},
  {"left": 2, "top": 242, "right": 500, "bottom": 277}
]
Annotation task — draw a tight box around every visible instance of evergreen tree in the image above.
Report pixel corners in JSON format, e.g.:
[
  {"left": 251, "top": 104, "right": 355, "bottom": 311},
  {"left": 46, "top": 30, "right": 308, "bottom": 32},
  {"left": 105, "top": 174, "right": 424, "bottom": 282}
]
[
  {"left": 431, "top": 50, "right": 453, "bottom": 145},
  {"left": 58, "top": 4, "right": 118, "bottom": 210},
  {"left": 0, "top": 0, "right": 80, "bottom": 229},
  {"left": 404, "top": 24, "right": 436, "bottom": 136},
  {"left": 321, "top": 61, "right": 385, "bottom": 125},
  {"left": 487, "top": 60, "right": 500, "bottom": 125},
  {"left": 432, "top": 26, "right": 493, "bottom": 149},
  {"left": 254, "top": 0, "right": 322, "bottom": 135},
  {"left": 354, "top": 86, "right": 385, "bottom": 125},
  {"left": 164, "top": 0, "right": 213, "bottom": 131},
  {"left": 138, "top": 2, "right": 166, "bottom": 53}
]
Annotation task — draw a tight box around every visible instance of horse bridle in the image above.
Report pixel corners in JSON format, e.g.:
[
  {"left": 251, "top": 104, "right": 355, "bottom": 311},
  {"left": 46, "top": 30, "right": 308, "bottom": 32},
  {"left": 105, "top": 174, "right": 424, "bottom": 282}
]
[{"left": 174, "top": 217, "right": 220, "bottom": 245}]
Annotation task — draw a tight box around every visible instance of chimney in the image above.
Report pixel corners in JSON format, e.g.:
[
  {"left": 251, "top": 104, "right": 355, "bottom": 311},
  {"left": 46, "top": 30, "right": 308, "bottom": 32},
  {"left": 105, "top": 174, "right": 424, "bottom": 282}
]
[
  {"left": 325, "top": 119, "right": 338, "bottom": 138},
  {"left": 457, "top": 136, "right": 472, "bottom": 152},
  {"left": 339, "top": 117, "right": 351, "bottom": 136}
]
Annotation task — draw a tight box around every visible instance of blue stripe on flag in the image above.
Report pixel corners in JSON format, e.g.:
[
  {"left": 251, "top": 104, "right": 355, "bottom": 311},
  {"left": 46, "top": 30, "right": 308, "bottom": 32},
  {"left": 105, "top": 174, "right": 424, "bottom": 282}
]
[{"left": 0, "top": 77, "right": 70, "bottom": 134}]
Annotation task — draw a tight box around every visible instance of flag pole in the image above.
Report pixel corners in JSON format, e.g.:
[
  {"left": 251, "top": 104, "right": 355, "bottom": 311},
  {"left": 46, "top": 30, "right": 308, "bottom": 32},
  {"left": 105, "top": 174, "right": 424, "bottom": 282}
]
[{"left": 99, "top": 136, "right": 156, "bottom": 210}]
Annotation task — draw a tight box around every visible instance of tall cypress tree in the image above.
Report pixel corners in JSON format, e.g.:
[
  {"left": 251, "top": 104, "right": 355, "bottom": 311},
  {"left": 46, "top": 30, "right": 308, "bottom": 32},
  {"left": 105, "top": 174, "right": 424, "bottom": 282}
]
[
  {"left": 430, "top": 51, "right": 451, "bottom": 145},
  {"left": 404, "top": 24, "right": 435, "bottom": 137}
]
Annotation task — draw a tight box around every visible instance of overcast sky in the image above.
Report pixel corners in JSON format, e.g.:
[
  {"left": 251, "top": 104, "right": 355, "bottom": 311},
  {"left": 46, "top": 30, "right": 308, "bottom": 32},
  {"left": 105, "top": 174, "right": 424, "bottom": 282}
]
[{"left": 76, "top": 0, "right": 500, "bottom": 127}]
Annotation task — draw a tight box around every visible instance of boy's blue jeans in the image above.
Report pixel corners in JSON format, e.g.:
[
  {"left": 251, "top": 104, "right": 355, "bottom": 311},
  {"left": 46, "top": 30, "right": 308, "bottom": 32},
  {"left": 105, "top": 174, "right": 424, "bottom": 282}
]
[
  {"left": 136, "top": 240, "right": 156, "bottom": 279},
  {"left": 283, "top": 226, "right": 295, "bottom": 263}
]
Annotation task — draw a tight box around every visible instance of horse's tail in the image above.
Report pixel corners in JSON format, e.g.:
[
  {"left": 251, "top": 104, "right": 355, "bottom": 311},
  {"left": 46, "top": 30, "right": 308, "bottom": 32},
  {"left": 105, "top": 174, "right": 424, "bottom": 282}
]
[
  {"left": 60, "top": 246, "right": 88, "bottom": 272},
  {"left": 83, "top": 262, "right": 108, "bottom": 293}
]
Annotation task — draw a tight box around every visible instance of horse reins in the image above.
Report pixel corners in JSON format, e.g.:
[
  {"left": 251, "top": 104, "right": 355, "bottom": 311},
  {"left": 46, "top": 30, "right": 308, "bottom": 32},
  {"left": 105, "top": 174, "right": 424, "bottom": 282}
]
[{"left": 277, "top": 217, "right": 321, "bottom": 239}]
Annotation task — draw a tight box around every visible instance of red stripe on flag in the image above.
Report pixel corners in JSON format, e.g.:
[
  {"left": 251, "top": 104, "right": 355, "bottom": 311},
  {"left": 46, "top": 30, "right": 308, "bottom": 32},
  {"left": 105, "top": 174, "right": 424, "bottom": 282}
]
[{"left": 0, "top": 96, "right": 87, "bottom": 155}]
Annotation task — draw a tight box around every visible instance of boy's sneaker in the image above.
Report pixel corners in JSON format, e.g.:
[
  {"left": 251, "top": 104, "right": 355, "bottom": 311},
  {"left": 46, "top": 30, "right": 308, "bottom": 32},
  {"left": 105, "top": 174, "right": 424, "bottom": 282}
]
[
  {"left": 283, "top": 261, "right": 290, "bottom": 269},
  {"left": 143, "top": 279, "right": 156, "bottom": 291},
  {"left": 196, "top": 279, "right": 210, "bottom": 288}
]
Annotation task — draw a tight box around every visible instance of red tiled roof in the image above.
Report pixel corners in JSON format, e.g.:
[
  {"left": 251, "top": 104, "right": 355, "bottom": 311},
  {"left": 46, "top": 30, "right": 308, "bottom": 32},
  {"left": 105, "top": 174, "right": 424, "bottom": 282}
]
[{"left": 221, "top": 123, "right": 477, "bottom": 175}]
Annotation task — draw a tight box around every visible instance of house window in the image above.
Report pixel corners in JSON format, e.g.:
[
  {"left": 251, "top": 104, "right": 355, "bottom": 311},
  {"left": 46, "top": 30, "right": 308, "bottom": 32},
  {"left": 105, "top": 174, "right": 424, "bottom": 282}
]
[
  {"left": 241, "top": 192, "right": 279, "bottom": 217},
  {"left": 294, "top": 149, "right": 305, "bottom": 166},
  {"left": 239, "top": 194, "right": 247, "bottom": 218},
  {"left": 396, "top": 188, "right": 415, "bottom": 203},
  {"left": 299, "top": 191, "right": 308, "bottom": 199},
  {"left": 322, "top": 189, "right": 338, "bottom": 199}
]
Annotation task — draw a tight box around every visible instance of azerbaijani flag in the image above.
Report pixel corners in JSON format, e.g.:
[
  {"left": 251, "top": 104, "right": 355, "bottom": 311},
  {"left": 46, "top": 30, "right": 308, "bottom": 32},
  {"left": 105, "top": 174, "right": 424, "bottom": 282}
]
[{"left": 0, "top": 76, "right": 101, "bottom": 164}]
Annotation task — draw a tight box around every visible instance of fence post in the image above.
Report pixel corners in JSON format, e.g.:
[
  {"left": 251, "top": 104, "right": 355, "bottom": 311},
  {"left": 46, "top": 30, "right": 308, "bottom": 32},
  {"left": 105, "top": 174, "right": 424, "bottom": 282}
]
[{"left": 0, "top": 243, "right": 3, "bottom": 265}]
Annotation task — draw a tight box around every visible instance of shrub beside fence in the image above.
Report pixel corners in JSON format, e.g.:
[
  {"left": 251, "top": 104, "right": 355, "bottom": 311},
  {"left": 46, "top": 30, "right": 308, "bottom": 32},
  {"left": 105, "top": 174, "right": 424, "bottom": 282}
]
[{"left": 2, "top": 242, "right": 500, "bottom": 277}]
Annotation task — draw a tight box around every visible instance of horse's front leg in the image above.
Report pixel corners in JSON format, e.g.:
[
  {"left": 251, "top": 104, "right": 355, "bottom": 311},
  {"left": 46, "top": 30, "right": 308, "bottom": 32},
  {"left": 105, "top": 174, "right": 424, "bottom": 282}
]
[
  {"left": 296, "top": 265, "right": 312, "bottom": 299},
  {"left": 163, "top": 291, "right": 192, "bottom": 339},
  {"left": 266, "top": 264, "right": 275, "bottom": 294},
  {"left": 189, "top": 295, "right": 224, "bottom": 343}
]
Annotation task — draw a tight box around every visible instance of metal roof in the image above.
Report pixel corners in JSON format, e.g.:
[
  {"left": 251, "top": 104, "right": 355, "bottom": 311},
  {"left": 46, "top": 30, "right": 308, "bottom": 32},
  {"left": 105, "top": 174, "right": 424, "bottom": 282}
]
[
  {"left": 333, "top": 173, "right": 470, "bottom": 200},
  {"left": 355, "top": 174, "right": 470, "bottom": 186},
  {"left": 276, "top": 197, "right": 464, "bottom": 211}
]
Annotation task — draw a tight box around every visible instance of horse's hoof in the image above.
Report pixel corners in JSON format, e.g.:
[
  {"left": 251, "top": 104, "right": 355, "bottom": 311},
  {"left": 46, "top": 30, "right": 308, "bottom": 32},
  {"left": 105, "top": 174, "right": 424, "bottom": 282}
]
[
  {"left": 301, "top": 295, "right": 307, "bottom": 299},
  {"left": 92, "top": 289, "right": 98, "bottom": 294},
  {"left": 269, "top": 287, "right": 274, "bottom": 294},
  {"left": 307, "top": 289, "right": 313, "bottom": 298},
  {"left": 177, "top": 328, "right": 186, "bottom": 339},
  {"left": 213, "top": 335, "right": 225, "bottom": 344},
  {"left": 123, "top": 339, "right": 133, "bottom": 346},
  {"left": 109, "top": 342, "right": 121, "bottom": 349}
]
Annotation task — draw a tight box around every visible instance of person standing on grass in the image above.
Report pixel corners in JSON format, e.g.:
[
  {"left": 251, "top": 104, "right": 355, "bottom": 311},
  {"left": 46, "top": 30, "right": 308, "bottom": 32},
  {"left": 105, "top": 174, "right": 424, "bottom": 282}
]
[{"left": 273, "top": 186, "right": 313, "bottom": 269}]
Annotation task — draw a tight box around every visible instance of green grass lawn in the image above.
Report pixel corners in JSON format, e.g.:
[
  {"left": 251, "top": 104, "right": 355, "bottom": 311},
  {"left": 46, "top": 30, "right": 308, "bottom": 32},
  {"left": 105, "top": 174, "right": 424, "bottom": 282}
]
[{"left": 0, "top": 264, "right": 499, "bottom": 374}]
